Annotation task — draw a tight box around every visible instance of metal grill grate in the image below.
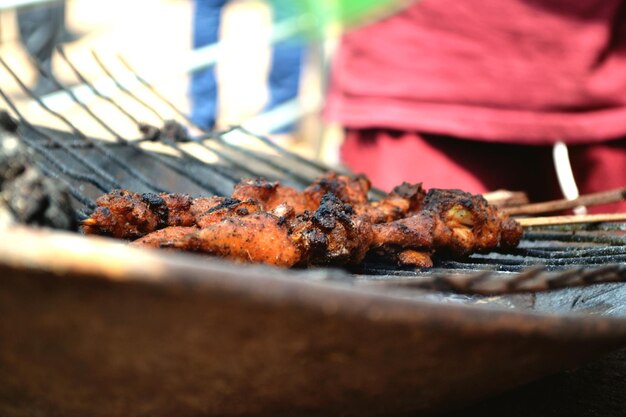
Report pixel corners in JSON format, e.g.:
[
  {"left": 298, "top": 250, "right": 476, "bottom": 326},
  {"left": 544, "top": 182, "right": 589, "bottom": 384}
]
[
  {"left": 0, "top": 49, "right": 346, "bottom": 200},
  {"left": 2, "top": 49, "right": 626, "bottom": 296}
]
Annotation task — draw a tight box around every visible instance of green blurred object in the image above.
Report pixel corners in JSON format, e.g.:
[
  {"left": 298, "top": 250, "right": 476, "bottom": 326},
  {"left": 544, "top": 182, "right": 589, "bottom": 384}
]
[{"left": 270, "top": 0, "right": 414, "bottom": 36}]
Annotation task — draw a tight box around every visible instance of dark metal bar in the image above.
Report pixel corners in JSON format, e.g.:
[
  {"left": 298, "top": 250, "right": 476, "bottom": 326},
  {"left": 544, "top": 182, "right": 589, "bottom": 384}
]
[
  {"left": 113, "top": 54, "right": 348, "bottom": 190},
  {"left": 29, "top": 57, "right": 131, "bottom": 142},
  {"left": 212, "top": 135, "right": 314, "bottom": 186},
  {"left": 88, "top": 51, "right": 249, "bottom": 190},
  {"left": 523, "top": 231, "right": 626, "bottom": 245},
  {"left": 510, "top": 246, "right": 626, "bottom": 259},
  {"left": 0, "top": 57, "right": 167, "bottom": 193},
  {"left": 115, "top": 53, "right": 198, "bottom": 127},
  {"left": 90, "top": 50, "right": 165, "bottom": 123},
  {"left": 110, "top": 53, "right": 377, "bottom": 199},
  {"left": 33, "top": 159, "right": 97, "bottom": 209},
  {"left": 466, "top": 253, "right": 626, "bottom": 267},
  {"left": 359, "top": 264, "right": 626, "bottom": 295},
  {"left": 524, "top": 222, "right": 626, "bottom": 232},
  {"left": 235, "top": 125, "right": 338, "bottom": 174},
  {"left": 192, "top": 138, "right": 272, "bottom": 178},
  {"left": 0, "top": 88, "right": 118, "bottom": 191},
  {"left": 91, "top": 52, "right": 268, "bottom": 182},
  {"left": 18, "top": 131, "right": 113, "bottom": 193},
  {"left": 11, "top": 57, "right": 225, "bottom": 194},
  {"left": 57, "top": 46, "right": 143, "bottom": 126}
]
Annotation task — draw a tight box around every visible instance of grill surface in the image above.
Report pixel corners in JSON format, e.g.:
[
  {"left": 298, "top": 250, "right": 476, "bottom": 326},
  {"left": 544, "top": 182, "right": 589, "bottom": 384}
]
[{"left": 1, "top": 51, "right": 626, "bottom": 301}]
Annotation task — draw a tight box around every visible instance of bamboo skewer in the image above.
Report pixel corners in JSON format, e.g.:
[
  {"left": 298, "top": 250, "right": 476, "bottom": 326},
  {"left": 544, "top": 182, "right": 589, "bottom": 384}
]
[
  {"left": 505, "top": 187, "right": 626, "bottom": 215},
  {"left": 517, "top": 213, "right": 626, "bottom": 227},
  {"left": 482, "top": 190, "right": 529, "bottom": 208}
]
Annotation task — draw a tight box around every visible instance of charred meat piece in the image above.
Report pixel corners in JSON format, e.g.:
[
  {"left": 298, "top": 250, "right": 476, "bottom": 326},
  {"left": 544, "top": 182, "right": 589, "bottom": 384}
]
[
  {"left": 130, "top": 226, "right": 198, "bottom": 249},
  {"left": 232, "top": 178, "right": 314, "bottom": 213},
  {"left": 190, "top": 196, "right": 226, "bottom": 218},
  {"left": 423, "top": 189, "right": 522, "bottom": 256},
  {"left": 134, "top": 193, "right": 374, "bottom": 268},
  {"left": 195, "top": 198, "right": 263, "bottom": 228},
  {"left": 396, "top": 249, "right": 433, "bottom": 268},
  {"left": 370, "top": 211, "right": 435, "bottom": 249},
  {"left": 232, "top": 172, "right": 373, "bottom": 213},
  {"left": 163, "top": 193, "right": 196, "bottom": 227},
  {"left": 355, "top": 182, "right": 426, "bottom": 223},
  {"left": 499, "top": 217, "right": 523, "bottom": 249},
  {"left": 368, "top": 189, "right": 521, "bottom": 258},
  {"left": 232, "top": 174, "right": 425, "bottom": 225},
  {"left": 83, "top": 191, "right": 235, "bottom": 239},
  {"left": 291, "top": 193, "right": 373, "bottom": 266},
  {"left": 174, "top": 212, "right": 302, "bottom": 267},
  {"left": 389, "top": 182, "right": 427, "bottom": 212},
  {"left": 303, "top": 172, "right": 371, "bottom": 207},
  {"left": 82, "top": 190, "right": 163, "bottom": 239}
]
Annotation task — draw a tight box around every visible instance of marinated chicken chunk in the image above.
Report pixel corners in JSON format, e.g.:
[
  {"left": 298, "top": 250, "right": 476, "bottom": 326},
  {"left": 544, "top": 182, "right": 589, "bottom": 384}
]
[
  {"left": 82, "top": 190, "right": 163, "bottom": 239},
  {"left": 290, "top": 193, "right": 373, "bottom": 266},
  {"left": 423, "top": 188, "right": 522, "bottom": 256},
  {"left": 174, "top": 212, "right": 302, "bottom": 267},
  {"left": 195, "top": 198, "right": 263, "bottom": 228},
  {"left": 232, "top": 178, "right": 313, "bottom": 213},
  {"left": 304, "top": 172, "right": 371, "bottom": 207},
  {"left": 130, "top": 226, "right": 198, "bottom": 249},
  {"left": 232, "top": 174, "right": 425, "bottom": 224},
  {"left": 82, "top": 191, "right": 259, "bottom": 240}
]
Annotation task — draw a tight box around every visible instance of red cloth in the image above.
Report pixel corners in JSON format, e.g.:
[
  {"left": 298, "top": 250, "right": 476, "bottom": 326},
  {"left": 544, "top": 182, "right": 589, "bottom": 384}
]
[
  {"left": 327, "top": 0, "right": 626, "bottom": 144},
  {"left": 326, "top": 0, "right": 626, "bottom": 211}
]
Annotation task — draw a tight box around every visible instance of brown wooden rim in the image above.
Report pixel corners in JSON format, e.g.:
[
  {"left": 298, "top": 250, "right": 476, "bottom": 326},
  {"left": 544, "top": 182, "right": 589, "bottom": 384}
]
[{"left": 2, "top": 225, "right": 626, "bottom": 339}]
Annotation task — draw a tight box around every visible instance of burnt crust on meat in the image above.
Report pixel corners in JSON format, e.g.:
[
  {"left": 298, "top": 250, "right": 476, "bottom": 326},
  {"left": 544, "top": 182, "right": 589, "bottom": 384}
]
[
  {"left": 390, "top": 182, "right": 426, "bottom": 211},
  {"left": 141, "top": 193, "right": 169, "bottom": 229},
  {"left": 304, "top": 172, "right": 371, "bottom": 206},
  {"left": 291, "top": 192, "right": 372, "bottom": 266},
  {"left": 313, "top": 193, "right": 353, "bottom": 231}
]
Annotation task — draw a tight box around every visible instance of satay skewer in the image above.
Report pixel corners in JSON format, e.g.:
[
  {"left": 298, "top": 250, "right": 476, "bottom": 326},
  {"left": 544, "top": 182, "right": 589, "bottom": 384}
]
[
  {"left": 517, "top": 213, "right": 626, "bottom": 227},
  {"left": 505, "top": 187, "right": 626, "bottom": 215}
]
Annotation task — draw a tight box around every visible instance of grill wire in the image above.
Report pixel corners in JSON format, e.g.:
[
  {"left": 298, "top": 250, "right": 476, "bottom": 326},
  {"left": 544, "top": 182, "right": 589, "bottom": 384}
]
[{"left": 1, "top": 50, "right": 626, "bottom": 296}]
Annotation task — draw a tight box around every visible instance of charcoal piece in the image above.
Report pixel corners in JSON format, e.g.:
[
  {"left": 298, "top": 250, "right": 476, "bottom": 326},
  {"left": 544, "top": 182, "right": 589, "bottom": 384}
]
[
  {"left": 2, "top": 167, "right": 77, "bottom": 231},
  {"left": 0, "top": 110, "right": 18, "bottom": 132},
  {"left": 0, "top": 134, "right": 28, "bottom": 188},
  {"left": 161, "top": 120, "right": 189, "bottom": 142},
  {"left": 138, "top": 121, "right": 189, "bottom": 143},
  {"left": 138, "top": 123, "right": 161, "bottom": 141}
]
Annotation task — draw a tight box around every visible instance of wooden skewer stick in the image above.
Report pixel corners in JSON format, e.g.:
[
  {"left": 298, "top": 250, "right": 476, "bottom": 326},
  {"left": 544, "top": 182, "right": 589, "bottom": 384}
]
[
  {"left": 482, "top": 190, "right": 529, "bottom": 208},
  {"left": 517, "top": 213, "right": 626, "bottom": 227},
  {"left": 505, "top": 187, "right": 626, "bottom": 215}
]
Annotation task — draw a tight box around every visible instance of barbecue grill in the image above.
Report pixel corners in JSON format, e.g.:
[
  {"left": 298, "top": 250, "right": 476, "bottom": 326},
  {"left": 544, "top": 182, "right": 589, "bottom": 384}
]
[{"left": 1, "top": 50, "right": 626, "bottom": 416}]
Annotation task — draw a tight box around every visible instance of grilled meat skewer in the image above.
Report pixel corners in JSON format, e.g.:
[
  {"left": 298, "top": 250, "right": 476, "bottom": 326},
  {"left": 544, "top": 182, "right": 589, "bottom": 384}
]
[
  {"left": 82, "top": 173, "right": 424, "bottom": 240},
  {"left": 84, "top": 172, "right": 522, "bottom": 268},
  {"left": 81, "top": 190, "right": 263, "bottom": 240},
  {"left": 233, "top": 173, "right": 426, "bottom": 224},
  {"left": 131, "top": 193, "right": 371, "bottom": 267},
  {"left": 130, "top": 189, "right": 521, "bottom": 268}
]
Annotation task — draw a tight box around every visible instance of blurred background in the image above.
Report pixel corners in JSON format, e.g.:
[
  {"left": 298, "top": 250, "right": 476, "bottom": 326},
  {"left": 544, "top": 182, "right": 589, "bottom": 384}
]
[{"left": 0, "top": 0, "right": 341, "bottom": 162}]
